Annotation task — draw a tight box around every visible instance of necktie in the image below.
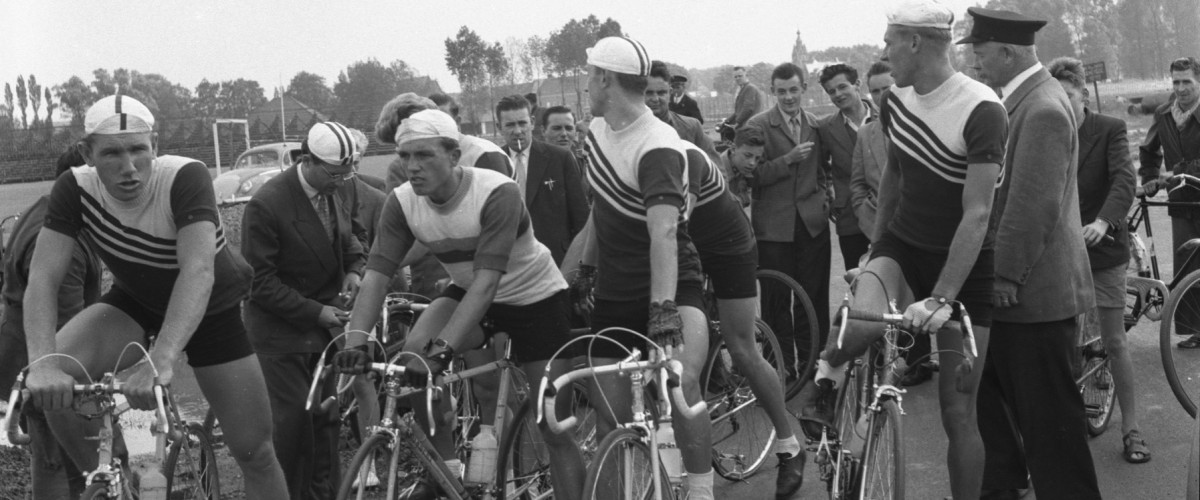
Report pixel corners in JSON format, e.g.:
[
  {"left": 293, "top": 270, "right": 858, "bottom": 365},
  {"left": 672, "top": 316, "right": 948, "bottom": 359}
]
[
  {"left": 314, "top": 194, "right": 333, "bottom": 241},
  {"left": 513, "top": 151, "right": 528, "bottom": 197},
  {"left": 790, "top": 117, "right": 802, "bottom": 143}
]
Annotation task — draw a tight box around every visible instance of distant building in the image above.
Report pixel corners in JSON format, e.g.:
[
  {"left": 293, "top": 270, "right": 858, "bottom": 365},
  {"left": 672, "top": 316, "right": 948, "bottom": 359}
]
[{"left": 248, "top": 95, "right": 329, "bottom": 140}]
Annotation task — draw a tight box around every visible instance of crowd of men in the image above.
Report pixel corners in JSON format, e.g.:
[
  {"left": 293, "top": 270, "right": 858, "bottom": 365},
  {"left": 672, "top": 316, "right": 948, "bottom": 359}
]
[{"left": 2, "top": 0, "right": 1199, "bottom": 498}]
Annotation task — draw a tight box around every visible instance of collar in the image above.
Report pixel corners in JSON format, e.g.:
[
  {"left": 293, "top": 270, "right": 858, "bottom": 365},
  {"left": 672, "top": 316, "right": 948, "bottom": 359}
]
[
  {"left": 672, "top": 93, "right": 683, "bottom": 104},
  {"left": 1000, "top": 62, "right": 1043, "bottom": 104},
  {"left": 777, "top": 104, "right": 803, "bottom": 122},
  {"left": 297, "top": 163, "right": 320, "bottom": 199},
  {"left": 1174, "top": 97, "right": 1200, "bottom": 123},
  {"left": 511, "top": 141, "right": 532, "bottom": 157},
  {"left": 840, "top": 99, "right": 874, "bottom": 130}
]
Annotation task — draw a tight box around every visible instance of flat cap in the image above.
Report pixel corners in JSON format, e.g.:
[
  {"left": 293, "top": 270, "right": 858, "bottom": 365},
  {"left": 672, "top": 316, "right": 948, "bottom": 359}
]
[
  {"left": 886, "top": 0, "right": 955, "bottom": 30},
  {"left": 956, "top": 7, "right": 1047, "bottom": 46}
]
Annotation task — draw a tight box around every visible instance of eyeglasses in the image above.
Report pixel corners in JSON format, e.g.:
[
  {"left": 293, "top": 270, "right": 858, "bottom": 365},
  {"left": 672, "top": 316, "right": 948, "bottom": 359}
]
[{"left": 319, "top": 163, "right": 356, "bottom": 182}]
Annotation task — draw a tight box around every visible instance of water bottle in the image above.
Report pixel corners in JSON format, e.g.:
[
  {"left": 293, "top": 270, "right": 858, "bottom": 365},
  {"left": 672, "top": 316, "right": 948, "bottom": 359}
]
[
  {"left": 139, "top": 467, "right": 168, "bottom": 500},
  {"left": 656, "top": 421, "right": 684, "bottom": 481},
  {"left": 846, "top": 413, "right": 870, "bottom": 459},
  {"left": 466, "top": 425, "right": 498, "bottom": 484}
]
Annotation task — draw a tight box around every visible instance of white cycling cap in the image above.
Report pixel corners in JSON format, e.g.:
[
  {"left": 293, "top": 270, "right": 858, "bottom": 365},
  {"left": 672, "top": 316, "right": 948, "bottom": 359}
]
[{"left": 85, "top": 94, "right": 155, "bottom": 135}]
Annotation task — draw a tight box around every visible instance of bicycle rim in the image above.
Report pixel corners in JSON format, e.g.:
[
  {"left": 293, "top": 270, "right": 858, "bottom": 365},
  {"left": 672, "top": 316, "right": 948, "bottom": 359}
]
[
  {"left": 828, "top": 360, "right": 865, "bottom": 498},
  {"left": 165, "top": 422, "right": 221, "bottom": 499},
  {"left": 582, "top": 428, "right": 670, "bottom": 500},
  {"left": 1080, "top": 354, "right": 1116, "bottom": 437},
  {"left": 1160, "top": 269, "right": 1200, "bottom": 417},
  {"left": 498, "top": 397, "right": 550, "bottom": 500},
  {"left": 704, "top": 330, "right": 779, "bottom": 480},
  {"left": 337, "top": 433, "right": 402, "bottom": 500},
  {"left": 754, "top": 269, "right": 821, "bottom": 399},
  {"left": 859, "top": 400, "right": 904, "bottom": 500}
]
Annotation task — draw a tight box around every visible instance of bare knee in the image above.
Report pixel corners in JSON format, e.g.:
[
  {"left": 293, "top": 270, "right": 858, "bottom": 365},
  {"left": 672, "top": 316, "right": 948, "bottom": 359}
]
[
  {"left": 939, "top": 401, "right": 978, "bottom": 439},
  {"left": 225, "top": 426, "right": 278, "bottom": 472}
]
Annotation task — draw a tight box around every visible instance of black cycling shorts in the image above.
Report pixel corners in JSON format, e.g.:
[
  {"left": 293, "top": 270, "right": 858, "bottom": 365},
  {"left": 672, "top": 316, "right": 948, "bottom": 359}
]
[
  {"left": 100, "top": 287, "right": 255, "bottom": 368},
  {"left": 439, "top": 286, "right": 574, "bottom": 363},
  {"left": 870, "top": 232, "right": 994, "bottom": 327},
  {"left": 586, "top": 280, "right": 706, "bottom": 359},
  {"left": 699, "top": 247, "right": 758, "bottom": 300}
]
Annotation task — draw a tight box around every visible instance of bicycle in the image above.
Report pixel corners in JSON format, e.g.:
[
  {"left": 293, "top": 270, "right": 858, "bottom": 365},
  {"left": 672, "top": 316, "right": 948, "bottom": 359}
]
[
  {"left": 538, "top": 329, "right": 707, "bottom": 500},
  {"left": 808, "top": 295, "right": 979, "bottom": 500},
  {"left": 753, "top": 269, "right": 821, "bottom": 399},
  {"left": 3, "top": 354, "right": 219, "bottom": 500}
]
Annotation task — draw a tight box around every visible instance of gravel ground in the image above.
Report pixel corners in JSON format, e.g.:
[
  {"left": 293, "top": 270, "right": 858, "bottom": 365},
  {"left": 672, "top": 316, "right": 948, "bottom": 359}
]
[{"left": 0, "top": 441, "right": 31, "bottom": 500}]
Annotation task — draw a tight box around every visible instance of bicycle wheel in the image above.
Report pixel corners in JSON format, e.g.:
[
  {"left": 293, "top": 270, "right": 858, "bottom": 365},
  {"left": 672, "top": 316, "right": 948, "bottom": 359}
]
[
  {"left": 858, "top": 399, "right": 904, "bottom": 500},
  {"left": 703, "top": 319, "right": 783, "bottom": 480},
  {"left": 80, "top": 483, "right": 114, "bottom": 500},
  {"left": 497, "top": 381, "right": 597, "bottom": 499},
  {"left": 582, "top": 428, "right": 672, "bottom": 500},
  {"left": 1080, "top": 353, "right": 1116, "bottom": 437},
  {"left": 1160, "top": 269, "right": 1200, "bottom": 418},
  {"left": 337, "top": 432, "right": 402, "bottom": 500},
  {"left": 164, "top": 421, "right": 221, "bottom": 499},
  {"left": 755, "top": 269, "right": 820, "bottom": 399},
  {"left": 827, "top": 360, "right": 866, "bottom": 498}
]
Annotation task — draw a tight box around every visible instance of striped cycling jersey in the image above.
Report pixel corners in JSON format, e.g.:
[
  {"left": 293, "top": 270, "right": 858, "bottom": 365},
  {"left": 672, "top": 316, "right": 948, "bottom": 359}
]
[
  {"left": 881, "top": 73, "right": 1009, "bottom": 252},
  {"left": 682, "top": 142, "right": 755, "bottom": 256},
  {"left": 43, "top": 156, "right": 252, "bottom": 315}
]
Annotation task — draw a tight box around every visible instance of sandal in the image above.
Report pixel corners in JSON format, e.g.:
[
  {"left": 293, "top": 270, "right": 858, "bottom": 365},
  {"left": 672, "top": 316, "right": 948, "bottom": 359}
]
[
  {"left": 1179, "top": 335, "right": 1200, "bottom": 349},
  {"left": 1123, "top": 429, "right": 1151, "bottom": 464}
]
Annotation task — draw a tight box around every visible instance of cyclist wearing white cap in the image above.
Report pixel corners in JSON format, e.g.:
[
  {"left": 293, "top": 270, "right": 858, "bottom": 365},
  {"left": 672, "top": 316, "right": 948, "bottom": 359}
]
[
  {"left": 571, "top": 36, "right": 716, "bottom": 500},
  {"left": 23, "top": 94, "right": 289, "bottom": 499},
  {"left": 335, "top": 109, "right": 585, "bottom": 500}
]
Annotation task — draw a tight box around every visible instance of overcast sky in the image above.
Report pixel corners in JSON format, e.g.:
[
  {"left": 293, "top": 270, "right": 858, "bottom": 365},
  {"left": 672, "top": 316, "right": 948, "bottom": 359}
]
[{"left": 2, "top": 0, "right": 982, "bottom": 96}]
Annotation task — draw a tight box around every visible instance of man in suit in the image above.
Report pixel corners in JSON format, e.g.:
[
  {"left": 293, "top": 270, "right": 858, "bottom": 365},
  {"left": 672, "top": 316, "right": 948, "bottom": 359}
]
[
  {"left": 850, "top": 62, "right": 893, "bottom": 246},
  {"left": 495, "top": 94, "right": 590, "bottom": 266},
  {"left": 963, "top": 9, "right": 1101, "bottom": 498},
  {"left": 646, "top": 61, "right": 720, "bottom": 160},
  {"left": 745, "top": 62, "right": 830, "bottom": 384},
  {"left": 1050, "top": 56, "right": 1148, "bottom": 464},
  {"left": 1139, "top": 57, "right": 1200, "bottom": 348},
  {"left": 817, "top": 63, "right": 875, "bottom": 271},
  {"left": 727, "top": 66, "right": 767, "bottom": 128},
  {"left": 669, "top": 75, "right": 705, "bottom": 124},
  {"left": 242, "top": 122, "right": 367, "bottom": 500}
]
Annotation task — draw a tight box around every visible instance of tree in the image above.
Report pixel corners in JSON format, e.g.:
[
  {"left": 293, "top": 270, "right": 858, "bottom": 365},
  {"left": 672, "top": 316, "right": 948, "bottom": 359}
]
[
  {"left": 16, "top": 76, "right": 28, "bottom": 129},
  {"left": 217, "top": 79, "right": 267, "bottom": 118},
  {"left": 3, "top": 83, "right": 12, "bottom": 128},
  {"left": 445, "top": 26, "right": 489, "bottom": 122},
  {"left": 527, "top": 35, "right": 549, "bottom": 82},
  {"left": 193, "top": 79, "right": 221, "bottom": 118},
  {"left": 335, "top": 58, "right": 408, "bottom": 122},
  {"left": 286, "top": 71, "right": 336, "bottom": 111},
  {"left": 28, "top": 75, "right": 42, "bottom": 128},
  {"left": 54, "top": 76, "right": 94, "bottom": 126},
  {"left": 544, "top": 15, "right": 623, "bottom": 111},
  {"left": 504, "top": 37, "right": 530, "bottom": 84},
  {"left": 44, "top": 87, "right": 56, "bottom": 126}
]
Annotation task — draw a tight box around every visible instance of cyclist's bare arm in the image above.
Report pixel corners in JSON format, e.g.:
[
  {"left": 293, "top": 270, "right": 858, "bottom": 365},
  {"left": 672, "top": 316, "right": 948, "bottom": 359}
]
[
  {"left": 933, "top": 163, "right": 1001, "bottom": 301},
  {"left": 647, "top": 205, "right": 679, "bottom": 304},
  {"left": 22, "top": 229, "right": 77, "bottom": 410},
  {"left": 345, "top": 269, "right": 392, "bottom": 348},
  {"left": 153, "top": 221, "right": 217, "bottom": 372},
  {"left": 579, "top": 213, "right": 598, "bottom": 267}
]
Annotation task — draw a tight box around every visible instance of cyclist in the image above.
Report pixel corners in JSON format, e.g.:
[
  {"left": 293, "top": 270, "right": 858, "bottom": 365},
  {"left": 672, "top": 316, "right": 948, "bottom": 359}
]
[
  {"left": 22, "top": 95, "right": 288, "bottom": 499},
  {"left": 805, "top": 4, "right": 1006, "bottom": 499},
  {"left": 679, "top": 139, "right": 806, "bottom": 497},
  {"left": 333, "top": 109, "right": 585, "bottom": 500},
  {"left": 571, "top": 36, "right": 716, "bottom": 500}
]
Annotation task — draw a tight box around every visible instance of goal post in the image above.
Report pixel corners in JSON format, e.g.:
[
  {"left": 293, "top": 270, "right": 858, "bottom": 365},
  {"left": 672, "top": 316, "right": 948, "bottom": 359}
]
[{"left": 212, "top": 119, "right": 250, "bottom": 176}]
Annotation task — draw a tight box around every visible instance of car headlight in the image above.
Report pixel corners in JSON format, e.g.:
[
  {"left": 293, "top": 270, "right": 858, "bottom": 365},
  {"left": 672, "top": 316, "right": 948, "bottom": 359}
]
[{"left": 237, "top": 179, "right": 255, "bottom": 195}]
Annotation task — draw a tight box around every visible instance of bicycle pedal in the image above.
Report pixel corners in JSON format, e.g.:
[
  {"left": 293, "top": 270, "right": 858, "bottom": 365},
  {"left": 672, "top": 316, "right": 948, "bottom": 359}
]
[{"left": 1083, "top": 404, "right": 1102, "bottom": 418}]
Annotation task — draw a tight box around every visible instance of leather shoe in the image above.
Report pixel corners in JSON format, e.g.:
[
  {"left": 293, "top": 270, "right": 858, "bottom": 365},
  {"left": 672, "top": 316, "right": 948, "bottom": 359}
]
[
  {"left": 775, "top": 450, "right": 806, "bottom": 499},
  {"left": 900, "top": 363, "right": 934, "bottom": 387}
]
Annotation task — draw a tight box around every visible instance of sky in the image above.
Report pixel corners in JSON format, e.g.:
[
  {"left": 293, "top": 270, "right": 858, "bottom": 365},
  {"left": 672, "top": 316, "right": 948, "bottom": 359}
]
[{"left": 1, "top": 0, "right": 983, "bottom": 97}]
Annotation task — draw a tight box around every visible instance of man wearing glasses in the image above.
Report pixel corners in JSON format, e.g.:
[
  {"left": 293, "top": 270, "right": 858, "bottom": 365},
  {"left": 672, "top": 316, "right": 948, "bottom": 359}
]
[
  {"left": 242, "top": 121, "right": 367, "bottom": 499},
  {"left": 744, "top": 62, "right": 831, "bottom": 388}
]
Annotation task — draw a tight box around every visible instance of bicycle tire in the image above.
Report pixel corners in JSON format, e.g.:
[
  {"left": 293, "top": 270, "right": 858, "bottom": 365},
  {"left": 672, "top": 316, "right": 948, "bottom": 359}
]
[
  {"left": 336, "top": 432, "right": 402, "bottom": 500},
  {"left": 164, "top": 421, "right": 221, "bottom": 499},
  {"left": 755, "top": 269, "right": 821, "bottom": 399},
  {"left": 827, "top": 359, "right": 866, "bottom": 499},
  {"left": 1080, "top": 354, "right": 1116, "bottom": 437},
  {"left": 858, "top": 399, "right": 904, "bottom": 500},
  {"left": 582, "top": 428, "right": 674, "bottom": 500},
  {"left": 201, "top": 407, "right": 219, "bottom": 443},
  {"left": 703, "top": 319, "right": 783, "bottom": 480},
  {"left": 80, "top": 483, "right": 114, "bottom": 500},
  {"left": 1160, "top": 268, "right": 1200, "bottom": 418}
]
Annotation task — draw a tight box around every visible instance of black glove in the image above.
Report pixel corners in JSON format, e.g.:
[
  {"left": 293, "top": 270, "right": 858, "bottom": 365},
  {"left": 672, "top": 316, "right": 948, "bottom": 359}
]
[
  {"left": 333, "top": 344, "right": 372, "bottom": 374},
  {"left": 570, "top": 265, "right": 597, "bottom": 319},
  {"left": 648, "top": 300, "right": 684, "bottom": 348}
]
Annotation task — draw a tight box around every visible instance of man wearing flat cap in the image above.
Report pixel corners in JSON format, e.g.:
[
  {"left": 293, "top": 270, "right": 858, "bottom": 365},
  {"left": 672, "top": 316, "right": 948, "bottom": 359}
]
[
  {"left": 669, "top": 74, "right": 705, "bottom": 123},
  {"left": 962, "top": 6, "right": 1102, "bottom": 499},
  {"left": 243, "top": 121, "right": 367, "bottom": 499},
  {"left": 808, "top": 1, "right": 1007, "bottom": 498}
]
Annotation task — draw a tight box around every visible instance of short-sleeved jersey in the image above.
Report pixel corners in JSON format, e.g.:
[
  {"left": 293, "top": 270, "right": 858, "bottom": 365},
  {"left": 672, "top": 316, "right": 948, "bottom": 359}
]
[
  {"left": 881, "top": 72, "right": 1008, "bottom": 252},
  {"left": 43, "top": 156, "right": 252, "bottom": 315},
  {"left": 460, "top": 135, "right": 514, "bottom": 177},
  {"left": 366, "top": 167, "right": 565, "bottom": 306},
  {"left": 682, "top": 143, "right": 755, "bottom": 257},
  {"left": 585, "top": 112, "right": 703, "bottom": 299}
]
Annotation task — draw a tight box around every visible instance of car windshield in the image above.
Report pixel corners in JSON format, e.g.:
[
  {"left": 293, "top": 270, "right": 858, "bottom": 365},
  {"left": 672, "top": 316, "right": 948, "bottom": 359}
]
[{"left": 234, "top": 150, "right": 280, "bottom": 170}]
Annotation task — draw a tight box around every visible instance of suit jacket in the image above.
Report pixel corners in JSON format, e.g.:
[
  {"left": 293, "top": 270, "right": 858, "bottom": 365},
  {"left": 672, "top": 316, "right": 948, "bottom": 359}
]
[
  {"left": 991, "top": 68, "right": 1094, "bottom": 323},
  {"left": 503, "top": 141, "right": 590, "bottom": 265},
  {"left": 670, "top": 94, "right": 704, "bottom": 124},
  {"left": 850, "top": 119, "right": 887, "bottom": 238},
  {"left": 242, "top": 166, "right": 366, "bottom": 354},
  {"left": 730, "top": 83, "right": 767, "bottom": 127},
  {"left": 663, "top": 111, "right": 720, "bottom": 162},
  {"left": 818, "top": 101, "right": 877, "bottom": 237},
  {"left": 1077, "top": 109, "right": 1136, "bottom": 269},
  {"left": 745, "top": 106, "right": 830, "bottom": 241},
  {"left": 1138, "top": 99, "right": 1200, "bottom": 218}
]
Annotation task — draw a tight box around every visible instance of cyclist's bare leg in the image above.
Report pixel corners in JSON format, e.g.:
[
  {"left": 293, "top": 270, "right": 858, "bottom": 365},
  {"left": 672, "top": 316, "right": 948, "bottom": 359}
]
[
  {"left": 403, "top": 296, "right": 485, "bottom": 457},
  {"left": 717, "top": 297, "right": 792, "bottom": 438},
  {"left": 524, "top": 358, "right": 584, "bottom": 500},
  {"left": 675, "top": 305, "right": 714, "bottom": 475},
  {"left": 195, "top": 355, "right": 289, "bottom": 500},
  {"left": 40, "top": 304, "right": 145, "bottom": 473},
  {"left": 936, "top": 320, "right": 990, "bottom": 500},
  {"left": 351, "top": 374, "right": 379, "bottom": 437},
  {"left": 468, "top": 347, "right": 501, "bottom": 427},
  {"left": 822, "top": 257, "right": 915, "bottom": 367},
  {"left": 1098, "top": 306, "right": 1139, "bottom": 435}
]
